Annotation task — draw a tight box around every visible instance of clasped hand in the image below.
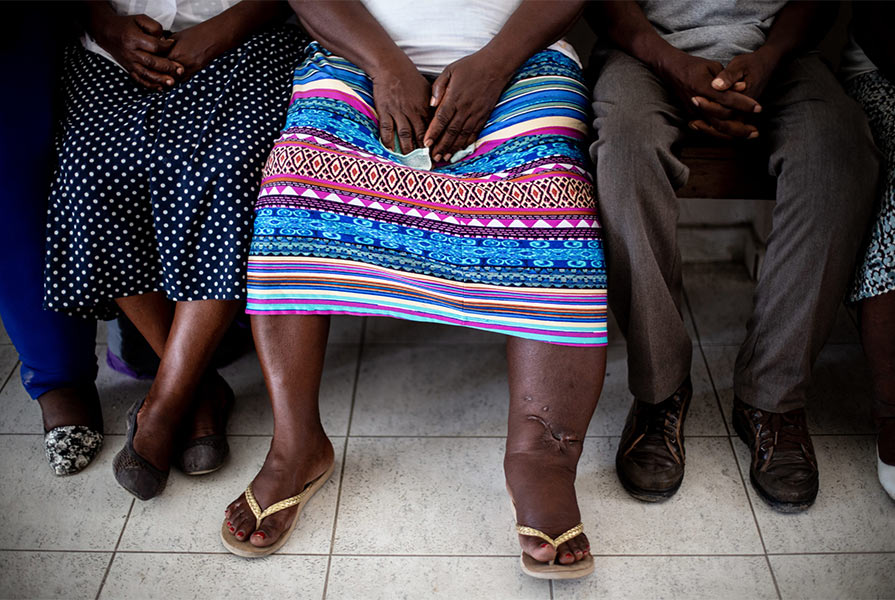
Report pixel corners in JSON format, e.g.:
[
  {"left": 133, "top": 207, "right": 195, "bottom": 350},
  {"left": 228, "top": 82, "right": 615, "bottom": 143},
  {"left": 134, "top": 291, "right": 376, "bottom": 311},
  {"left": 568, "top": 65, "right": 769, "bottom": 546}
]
[
  {"left": 93, "top": 13, "right": 225, "bottom": 91},
  {"left": 661, "top": 49, "right": 777, "bottom": 140},
  {"left": 372, "top": 49, "right": 512, "bottom": 161}
]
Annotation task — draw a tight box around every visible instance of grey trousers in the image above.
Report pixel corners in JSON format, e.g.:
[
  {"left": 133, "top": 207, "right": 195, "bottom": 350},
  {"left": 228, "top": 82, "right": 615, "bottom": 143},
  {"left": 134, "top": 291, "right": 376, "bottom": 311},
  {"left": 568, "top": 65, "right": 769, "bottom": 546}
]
[{"left": 590, "top": 51, "right": 879, "bottom": 412}]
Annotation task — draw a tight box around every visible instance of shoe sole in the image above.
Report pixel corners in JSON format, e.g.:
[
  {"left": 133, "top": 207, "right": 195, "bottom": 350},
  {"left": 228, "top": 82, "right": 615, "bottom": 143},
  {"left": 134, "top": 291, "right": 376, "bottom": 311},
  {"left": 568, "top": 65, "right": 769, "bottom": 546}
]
[
  {"left": 732, "top": 414, "right": 816, "bottom": 513},
  {"left": 615, "top": 458, "right": 683, "bottom": 503}
]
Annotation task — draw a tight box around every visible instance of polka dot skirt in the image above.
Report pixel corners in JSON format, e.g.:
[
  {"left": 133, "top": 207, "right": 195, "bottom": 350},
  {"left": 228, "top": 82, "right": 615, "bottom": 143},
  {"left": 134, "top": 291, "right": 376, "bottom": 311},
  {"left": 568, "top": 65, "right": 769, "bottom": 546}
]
[{"left": 45, "top": 25, "right": 305, "bottom": 319}]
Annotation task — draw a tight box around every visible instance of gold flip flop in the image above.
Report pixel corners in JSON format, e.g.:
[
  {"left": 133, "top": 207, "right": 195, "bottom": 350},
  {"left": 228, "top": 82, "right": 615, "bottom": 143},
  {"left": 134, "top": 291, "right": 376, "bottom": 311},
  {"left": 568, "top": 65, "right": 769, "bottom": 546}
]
[
  {"left": 515, "top": 522, "right": 595, "bottom": 579},
  {"left": 221, "top": 462, "right": 335, "bottom": 558}
]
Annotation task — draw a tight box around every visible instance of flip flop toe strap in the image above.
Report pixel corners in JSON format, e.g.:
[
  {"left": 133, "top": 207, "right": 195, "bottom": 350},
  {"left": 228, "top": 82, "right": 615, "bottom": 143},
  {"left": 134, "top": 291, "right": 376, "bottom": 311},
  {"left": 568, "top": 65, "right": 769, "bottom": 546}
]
[
  {"left": 245, "top": 484, "right": 311, "bottom": 531},
  {"left": 515, "top": 522, "right": 584, "bottom": 549}
]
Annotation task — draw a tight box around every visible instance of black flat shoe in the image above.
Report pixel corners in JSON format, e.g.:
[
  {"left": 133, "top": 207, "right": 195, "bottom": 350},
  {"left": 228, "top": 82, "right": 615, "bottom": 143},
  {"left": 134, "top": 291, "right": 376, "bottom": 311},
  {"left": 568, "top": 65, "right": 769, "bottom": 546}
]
[
  {"left": 175, "top": 378, "right": 234, "bottom": 476},
  {"left": 113, "top": 397, "right": 168, "bottom": 500}
]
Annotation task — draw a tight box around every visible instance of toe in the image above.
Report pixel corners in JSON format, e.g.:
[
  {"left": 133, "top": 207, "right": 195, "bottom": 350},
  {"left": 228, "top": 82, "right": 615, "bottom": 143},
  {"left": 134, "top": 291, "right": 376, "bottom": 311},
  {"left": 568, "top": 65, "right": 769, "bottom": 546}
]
[
  {"left": 556, "top": 542, "right": 576, "bottom": 565},
  {"left": 518, "top": 534, "right": 556, "bottom": 564},
  {"left": 249, "top": 506, "right": 296, "bottom": 548},
  {"left": 229, "top": 508, "right": 255, "bottom": 542}
]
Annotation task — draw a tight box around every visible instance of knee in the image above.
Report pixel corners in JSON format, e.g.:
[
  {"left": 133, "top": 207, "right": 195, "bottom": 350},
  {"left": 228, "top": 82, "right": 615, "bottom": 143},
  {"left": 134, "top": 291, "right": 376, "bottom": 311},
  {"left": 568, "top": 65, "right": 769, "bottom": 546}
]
[{"left": 591, "top": 104, "right": 683, "bottom": 182}]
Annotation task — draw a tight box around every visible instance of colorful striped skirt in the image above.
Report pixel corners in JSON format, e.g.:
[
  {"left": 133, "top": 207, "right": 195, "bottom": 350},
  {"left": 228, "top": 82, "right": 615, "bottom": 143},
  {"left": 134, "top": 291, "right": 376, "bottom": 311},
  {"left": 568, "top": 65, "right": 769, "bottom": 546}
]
[{"left": 247, "top": 43, "right": 607, "bottom": 346}]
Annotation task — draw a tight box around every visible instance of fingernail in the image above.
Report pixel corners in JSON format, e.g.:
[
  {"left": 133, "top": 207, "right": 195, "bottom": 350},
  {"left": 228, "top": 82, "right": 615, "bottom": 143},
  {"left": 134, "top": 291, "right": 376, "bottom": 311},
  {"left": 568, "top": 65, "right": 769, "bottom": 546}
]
[
  {"left": 429, "top": 97, "right": 437, "bottom": 107},
  {"left": 255, "top": 531, "right": 266, "bottom": 540},
  {"left": 753, "top": 104, "right": 762, "bottom": 113},
  {"left": 712, "top": 78, "right": 725, "bottom": 88},
  {"left": 424, "top": 139, "right": 432, "bottom": 148},
  {"left": 444, "top": 153, "right": 452, "bottom": 161},
  {"left": 691, "top": 97, "right": 700, "bottom": 107},
  {"left": 748, "top": 131, "right": 759, "bottom": 139},
  {"left": 177, "top": 67, "right": 183, "bottom": 75},
  {"left": 166, "top": 79, "right": 173, "bottom": 86},
  {"left": 434, "top": 154, "right": 442, "bottom": 162},
  {"left": 689, "top": 122, "right": 699, "bottom": 130}
]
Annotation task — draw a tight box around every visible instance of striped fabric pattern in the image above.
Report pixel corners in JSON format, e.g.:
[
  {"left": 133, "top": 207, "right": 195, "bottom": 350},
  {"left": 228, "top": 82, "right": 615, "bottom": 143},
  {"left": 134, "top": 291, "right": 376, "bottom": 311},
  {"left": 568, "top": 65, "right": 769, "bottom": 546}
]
[{"left": 247, "top": 43, "right": 608, "bottom": 346}]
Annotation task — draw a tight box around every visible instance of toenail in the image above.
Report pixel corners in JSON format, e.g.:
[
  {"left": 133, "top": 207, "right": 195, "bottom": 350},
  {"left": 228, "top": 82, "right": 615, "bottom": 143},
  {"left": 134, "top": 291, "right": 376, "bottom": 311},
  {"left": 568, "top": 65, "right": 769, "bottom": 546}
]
[
  {"left": 539, "top": 543, "right": 549, "bottom": 548},
  {"left": 254, "top": 531, "right": 266, "bottom": 540},
  {"left": 236, "top": 531, "right": 245, "bottom": 538},
  {"left": 227, "top": 521, "right": 232, "bottom": 527},
  {"left": 229, "top": 526, "right": 235, "bottom": 532},
  {"left": 564, "top": 553, "right": 573, "bottom": 558}
]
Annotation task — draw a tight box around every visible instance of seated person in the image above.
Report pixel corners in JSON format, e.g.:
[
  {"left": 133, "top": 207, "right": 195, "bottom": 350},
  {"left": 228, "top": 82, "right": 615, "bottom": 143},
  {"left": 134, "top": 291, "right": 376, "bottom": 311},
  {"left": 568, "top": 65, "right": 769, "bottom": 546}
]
[
  {"left": 589, "top": 1, "right": 878, "bottom": 511},
  {"left": 44, "top": 0, "right": 304, "bottom": 499},
  {"left": 841, "top": 0, "right": 895, "bottom": 500},
  {"left": 221, "top": 0, "right": 608, "bottom": 580}
]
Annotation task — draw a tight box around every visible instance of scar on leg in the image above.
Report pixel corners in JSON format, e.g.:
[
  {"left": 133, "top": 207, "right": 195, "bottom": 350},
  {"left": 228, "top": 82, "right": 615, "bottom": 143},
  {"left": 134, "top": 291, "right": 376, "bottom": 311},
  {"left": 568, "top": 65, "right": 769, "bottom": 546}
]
[{"left": 526, "top": 414, "right": 581, "bottom": 448}]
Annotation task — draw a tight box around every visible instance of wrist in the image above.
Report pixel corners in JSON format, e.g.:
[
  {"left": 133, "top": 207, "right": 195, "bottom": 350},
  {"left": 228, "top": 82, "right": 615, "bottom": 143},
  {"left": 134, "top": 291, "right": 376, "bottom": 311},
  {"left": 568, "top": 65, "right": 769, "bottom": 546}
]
[
  {"left": 754, "top": 43, "right": 785, "bottom": 69},
  {"left": 87, "top": 2, "right": 117, "bottom": 43}
]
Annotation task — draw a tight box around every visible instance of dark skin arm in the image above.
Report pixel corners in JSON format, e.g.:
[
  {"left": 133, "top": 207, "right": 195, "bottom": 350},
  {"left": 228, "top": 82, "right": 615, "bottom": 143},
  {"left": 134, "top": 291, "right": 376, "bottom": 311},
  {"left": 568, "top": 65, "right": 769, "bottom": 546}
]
[
  {"left": 289, "top": 0, "right": 431, "bottom": 154},
  {"left": 168, "top": 0, "right": 289, "bottom": 81},
  {"left": 424, "top": 0, "right": 586, "bottom": 161},
  {"left": 599, "top": 0, "right": 761, "bottom": 140},
  {"left": 853, "top": 1, "right": 895, "bottom": 83},
  {"left": 84, "top": 1, "right": 180, "bottom": 90},
  {"left": 695, "top": 0, "right": 838, "bottom": 138}
]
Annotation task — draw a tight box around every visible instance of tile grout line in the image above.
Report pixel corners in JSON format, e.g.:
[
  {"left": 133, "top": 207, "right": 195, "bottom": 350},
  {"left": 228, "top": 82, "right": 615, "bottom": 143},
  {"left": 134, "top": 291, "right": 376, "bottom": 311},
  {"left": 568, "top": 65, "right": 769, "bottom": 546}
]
[
  {"left": 322, "top": 318, "right": 366, "bottom": 600},
  {"left": 0, "top": 359, "right": 20, "bottom": 396},
  {"left": 94, "top": 497, "right": 135, "bottom": 600},
  {"left": 682, "top": 288, "right": 783, "bottom": 600}
]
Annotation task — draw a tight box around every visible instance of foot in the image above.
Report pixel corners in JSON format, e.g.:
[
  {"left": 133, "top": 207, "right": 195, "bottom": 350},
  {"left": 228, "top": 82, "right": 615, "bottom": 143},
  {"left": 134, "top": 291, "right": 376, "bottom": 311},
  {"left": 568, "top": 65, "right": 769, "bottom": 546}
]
[
  {"left": 37, "top": 385, "right": 103, "bottom": 433},
  {"left": 224, "top": 431, "right": 334, "bottom": 548},
  {"left": 732, "top": 397, "right": 818, "bottom": 512},
  {"left": 176, "top": 373, "right": 233, "bottom": 474},
  {"left": 616, "top": 377, "right": 691, "bottom": 502},
  {"left": 505, "top": 447, "right": 590, "bottom": 567}
]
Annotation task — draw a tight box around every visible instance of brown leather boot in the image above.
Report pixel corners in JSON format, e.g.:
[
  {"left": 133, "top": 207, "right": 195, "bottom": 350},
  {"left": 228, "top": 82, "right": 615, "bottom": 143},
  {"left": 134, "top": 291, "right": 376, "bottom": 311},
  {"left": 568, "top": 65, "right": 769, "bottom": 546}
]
[
  {"left": 615, "top": 377, "right": 691, "bottom": 502},
  {"left": 732, "top": 397, "right": 818, "bottom": 512}
]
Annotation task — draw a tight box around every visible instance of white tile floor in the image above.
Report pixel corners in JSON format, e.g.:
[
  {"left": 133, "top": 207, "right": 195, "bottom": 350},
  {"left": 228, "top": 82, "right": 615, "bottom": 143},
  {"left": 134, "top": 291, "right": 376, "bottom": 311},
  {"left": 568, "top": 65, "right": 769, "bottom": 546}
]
[{"left": 0, "top": 263, "right": 893, "bottom": 600}]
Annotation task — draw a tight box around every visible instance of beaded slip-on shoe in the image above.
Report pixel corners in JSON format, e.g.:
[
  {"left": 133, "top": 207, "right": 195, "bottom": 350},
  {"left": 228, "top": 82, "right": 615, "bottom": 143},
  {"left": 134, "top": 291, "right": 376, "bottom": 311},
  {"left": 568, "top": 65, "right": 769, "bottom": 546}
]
[
  {"left": 221, "top": 462, "right": 335, "bottom": 558},
  {"left": 45, "top": 425, "right": 103, "bottom": 476},
  {"left": 515, "top": 522, "right": 595, "bottom": 579},
  {"left": 176, "top": 381, "right": 235, "bottom": 476},
  {"left": 113, "top": 397, "right": 168, "bottom": 500}
]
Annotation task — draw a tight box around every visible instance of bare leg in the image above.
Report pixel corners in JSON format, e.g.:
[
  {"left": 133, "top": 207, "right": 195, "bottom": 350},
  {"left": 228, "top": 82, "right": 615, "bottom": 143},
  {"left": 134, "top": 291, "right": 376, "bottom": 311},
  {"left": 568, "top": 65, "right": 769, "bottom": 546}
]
[
  {"left": 861, "top": 291, "right": 895, "bottom": 464},
  {"left": 505, "top": 337, "right": 606, "bottom": 566},
  {"left": 224, "top": 314, "right": 334, "bottom": 547},
  {"left": 115, "top": 293, "right": 239, "bottom": 470}
]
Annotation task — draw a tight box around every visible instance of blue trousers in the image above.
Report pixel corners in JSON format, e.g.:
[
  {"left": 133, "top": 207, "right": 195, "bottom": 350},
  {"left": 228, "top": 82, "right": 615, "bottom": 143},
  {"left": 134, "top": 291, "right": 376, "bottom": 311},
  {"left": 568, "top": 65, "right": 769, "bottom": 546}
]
[{"left": 0, "top": 8, "right": 97, "bottom": 399}]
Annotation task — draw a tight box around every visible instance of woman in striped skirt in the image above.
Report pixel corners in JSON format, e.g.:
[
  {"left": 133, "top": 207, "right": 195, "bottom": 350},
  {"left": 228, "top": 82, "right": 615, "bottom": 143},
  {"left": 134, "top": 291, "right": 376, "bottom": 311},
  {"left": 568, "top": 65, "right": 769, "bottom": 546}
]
[{"left": 221, "top": 0, "right": 607, "bottom": 578}]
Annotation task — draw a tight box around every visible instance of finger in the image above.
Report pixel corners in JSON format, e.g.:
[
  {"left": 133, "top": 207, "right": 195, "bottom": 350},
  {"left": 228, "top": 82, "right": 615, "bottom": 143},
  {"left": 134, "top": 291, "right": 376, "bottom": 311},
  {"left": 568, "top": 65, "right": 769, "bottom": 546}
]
[
  {"left": 689, "top": 119, "right": 734, "bottom": 140},
  {"left": 734, "top": 81, "right": 747, "bottom": 91},
  {"left": 431, "top": 110, "right": 464, "bottom": 162},
  {"left": 447, "top": 113, "right": 480, "bottom": 159},
  {"left": 706, "top": 116, "right": 759, "bottom": 139},
  {"left": 408, "top": 112, "right": 427, "bottom": 149},
  {"left": 129, "top": 70, "right": 162, "bottom": 91},
  {"left": 393, "top": 113, "right": 416, "bottom": 154},
  {"left": 429, "top": 70, "right": 451, "bottom": 110},
  {"left": 132, "top": 33, "right": 175, "bottom": 55},
  {"left": 424, "top": 100, "right": 457, "bottom": 157},
  {"left": 706, "top": 88, "right": 762, "bottom": 114},
  {"left": 132, "top": 63, "right": 176, "bottom": 88},
  {"left": 135, "top": 51, "right": 182, "bottom": 78},
  {"left": 691, "top": 96, "right": 736, "bottom": 120},
  {"left": 133, "top": 14, "right": 164, "bottom": 37},
  {"left": 711, "top": 63, "right": 745, "bottom": 91},
  {"left": 379, "top": 112, "right": 396, "bottom": 151}
]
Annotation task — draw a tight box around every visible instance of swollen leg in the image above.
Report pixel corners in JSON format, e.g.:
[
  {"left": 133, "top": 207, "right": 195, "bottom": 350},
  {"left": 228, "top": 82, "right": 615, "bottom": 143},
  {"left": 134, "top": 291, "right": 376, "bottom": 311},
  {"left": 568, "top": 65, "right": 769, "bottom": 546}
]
[
  {"left": 861, "top": 292, "right": 895, "bottom": 464},
  {"left": 505, "top": 337, "right": 605, "bottom": 565},
  {"left": 225, "top": 314, "right": 334, "bottom": 548}
]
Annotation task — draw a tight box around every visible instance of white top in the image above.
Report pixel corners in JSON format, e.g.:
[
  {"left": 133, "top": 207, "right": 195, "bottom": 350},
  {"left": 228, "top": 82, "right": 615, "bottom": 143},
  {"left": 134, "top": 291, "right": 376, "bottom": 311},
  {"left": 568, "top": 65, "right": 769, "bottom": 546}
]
[
  {"left": 360, "top": 0, "right": 579, "bottom": 75},
  {"left": 840, "top": 31, "right": 878, "bottom": 82},
  {"left": 82, "top": 0, "right": 242, "bottom": 70}
]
